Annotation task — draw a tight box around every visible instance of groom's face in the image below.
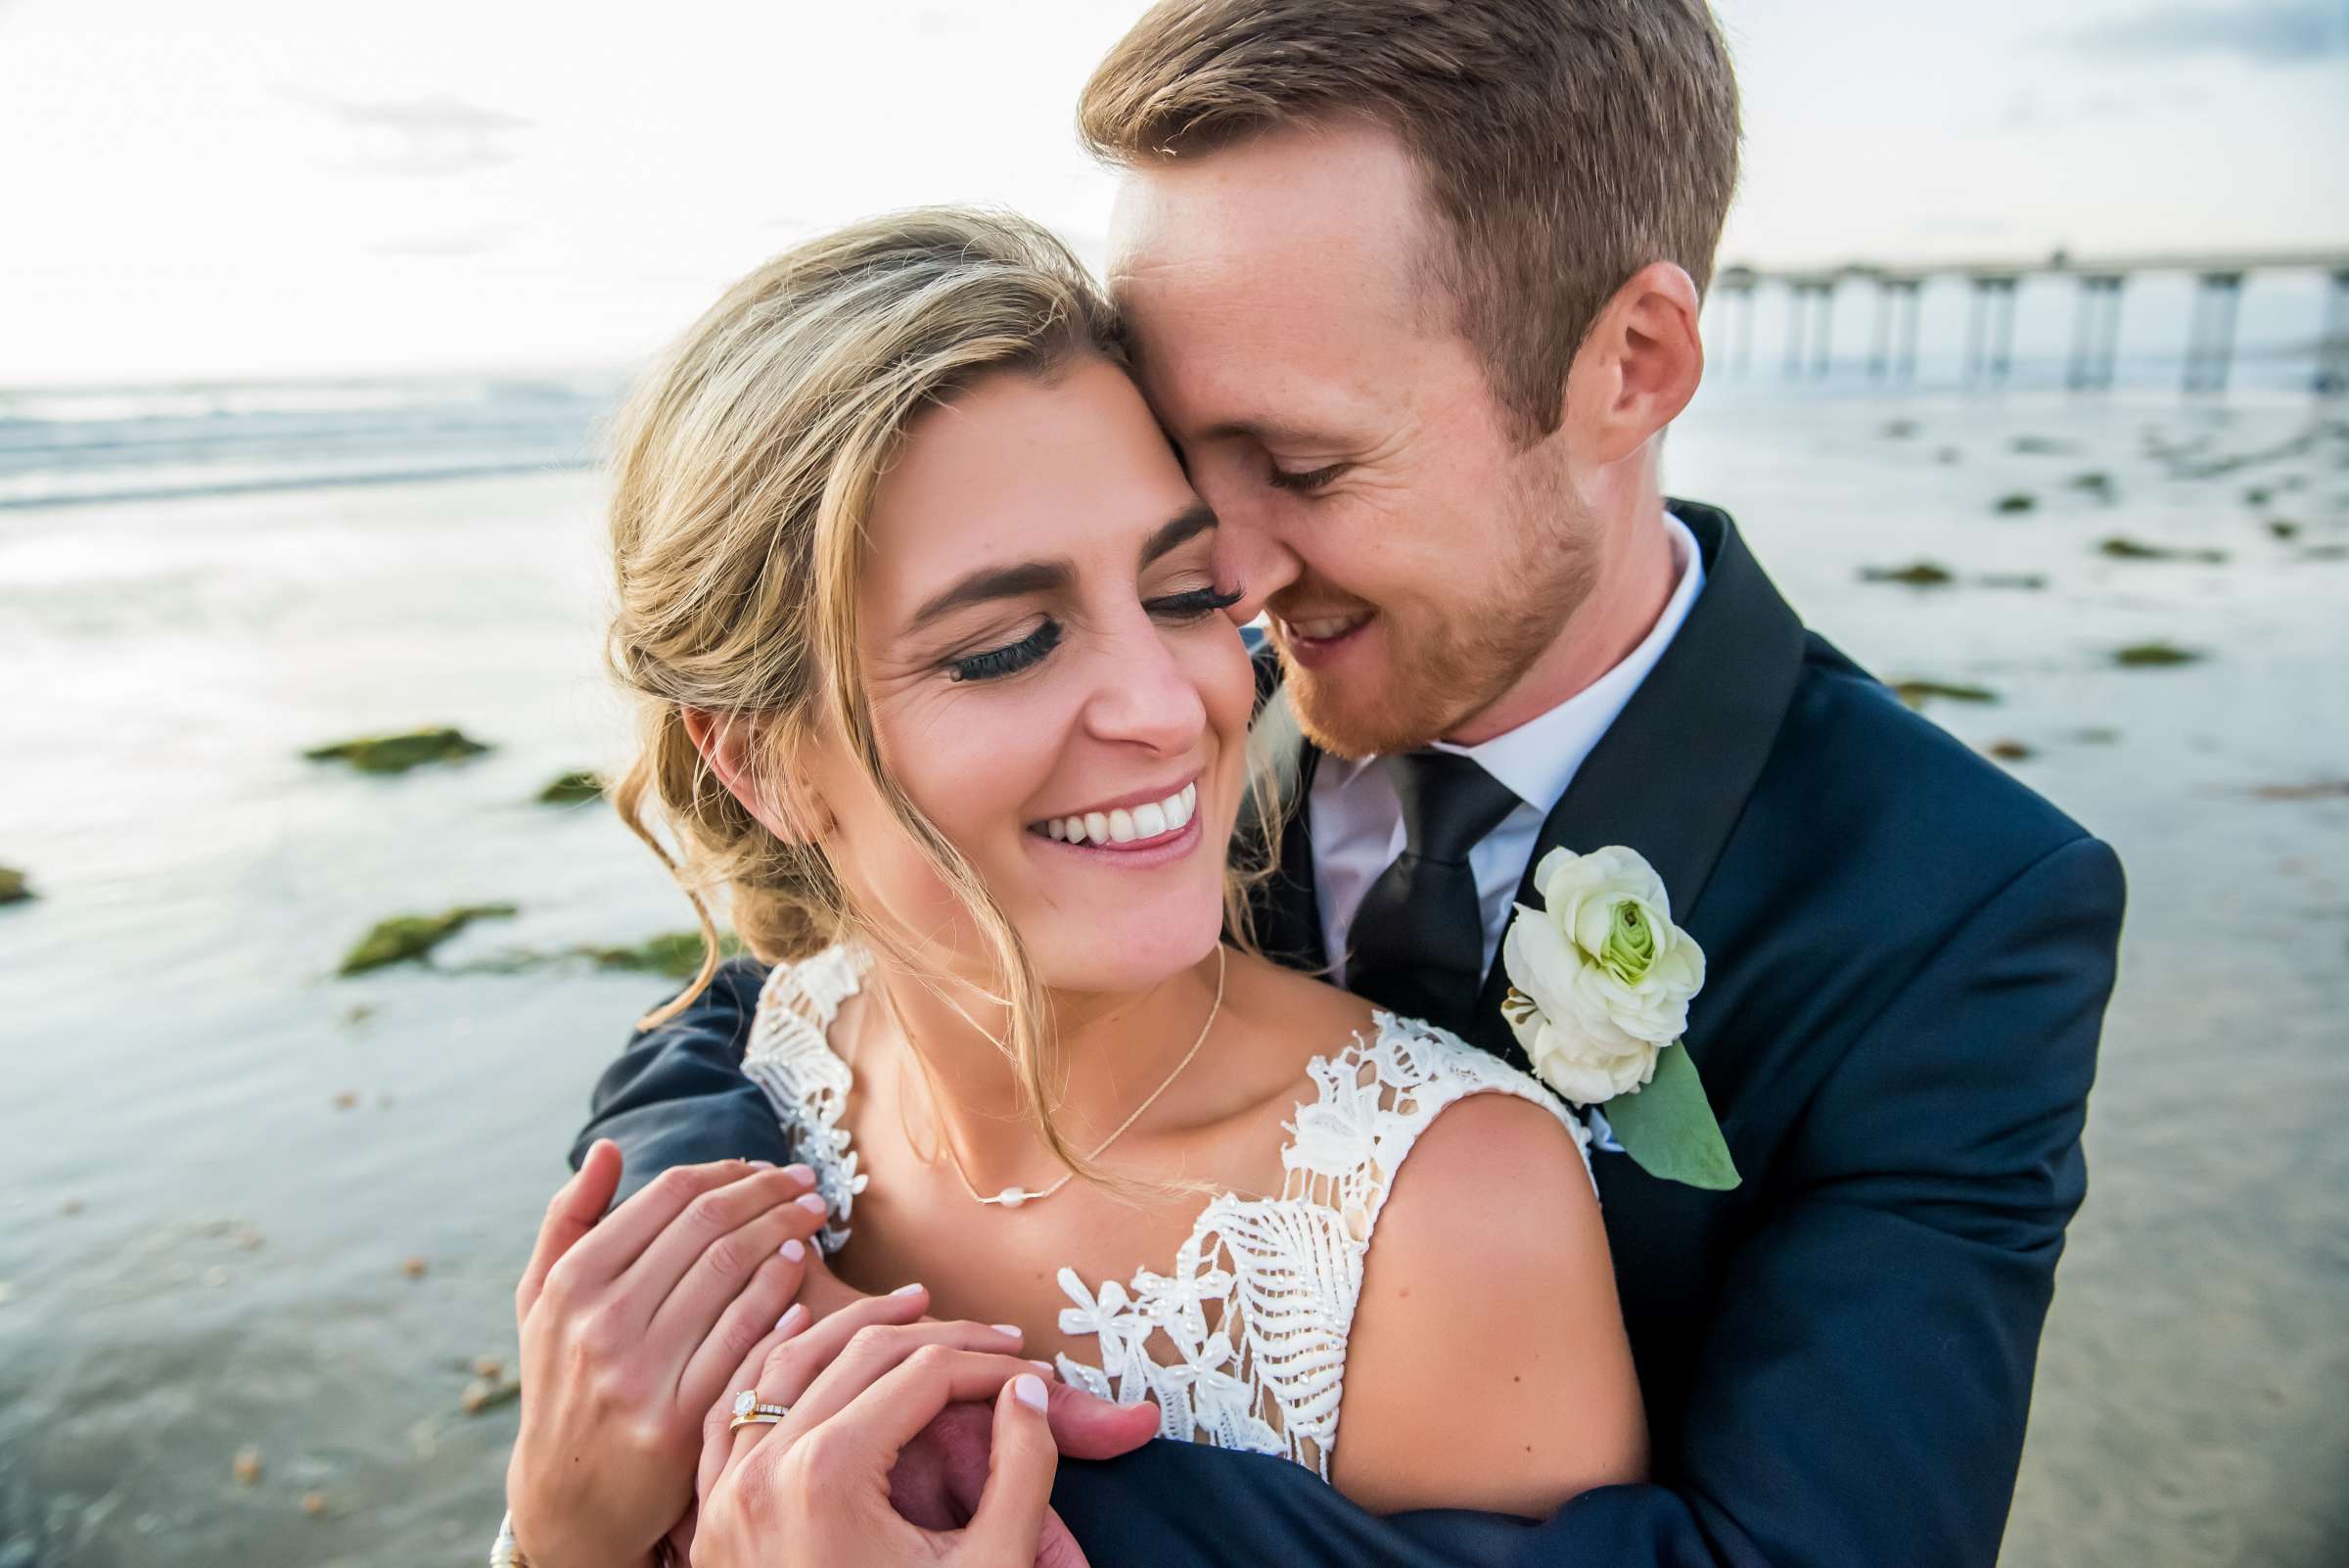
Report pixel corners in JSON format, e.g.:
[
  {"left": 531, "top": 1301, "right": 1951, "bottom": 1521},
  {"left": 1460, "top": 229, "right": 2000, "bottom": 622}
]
[{"left": 1107, "top": 119, "right": 1597, "bottom": 759}]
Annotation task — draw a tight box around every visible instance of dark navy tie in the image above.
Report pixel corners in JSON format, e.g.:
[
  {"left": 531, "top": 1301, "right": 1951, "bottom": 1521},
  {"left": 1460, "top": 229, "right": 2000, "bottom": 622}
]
[{"left": 1344, "top": 752, "right": 1523, "bottom": 1036}]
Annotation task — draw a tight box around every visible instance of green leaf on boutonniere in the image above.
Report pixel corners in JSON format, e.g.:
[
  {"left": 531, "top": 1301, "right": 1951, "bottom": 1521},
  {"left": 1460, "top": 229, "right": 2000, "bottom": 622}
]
[{"left": 1604, "top": 1042, "right": 1740, "bottom": 1190}]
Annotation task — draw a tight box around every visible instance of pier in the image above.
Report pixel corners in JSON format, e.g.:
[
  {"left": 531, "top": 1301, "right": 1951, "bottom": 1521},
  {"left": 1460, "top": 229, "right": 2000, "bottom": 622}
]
[{"left": 1713, "top": 248, "right": 2349, "bottom": 394}]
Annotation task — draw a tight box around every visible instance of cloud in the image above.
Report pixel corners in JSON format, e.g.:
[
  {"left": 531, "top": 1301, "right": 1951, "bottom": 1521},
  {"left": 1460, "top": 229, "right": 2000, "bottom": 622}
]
[
  {"left": 281, "top": 89, "right": 533, "bottom": 177},
  {"left": 2049, "top": 1, "right": 2349, "bottom": 66}
]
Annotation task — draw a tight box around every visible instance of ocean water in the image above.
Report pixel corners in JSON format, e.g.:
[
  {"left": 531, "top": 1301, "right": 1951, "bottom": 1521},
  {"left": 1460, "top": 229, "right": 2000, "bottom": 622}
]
[{"left": 1, "top": 370, "right": 2344, "bottom": 1566}]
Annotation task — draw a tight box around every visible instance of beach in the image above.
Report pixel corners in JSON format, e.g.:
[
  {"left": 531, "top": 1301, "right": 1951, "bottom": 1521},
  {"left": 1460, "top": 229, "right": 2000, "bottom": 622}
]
[{"left": 2, "top": 371, "right": 2344, "bottom": 1565}]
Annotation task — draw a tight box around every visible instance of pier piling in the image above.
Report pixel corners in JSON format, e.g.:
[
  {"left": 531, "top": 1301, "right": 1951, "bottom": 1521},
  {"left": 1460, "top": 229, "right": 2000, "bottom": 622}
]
[
  {"left": 2184, "top": 272, "right": 2243, "bottom": 394},
  {"left": 2319, "top": 269, "right": 2349, "bottom": 396}
]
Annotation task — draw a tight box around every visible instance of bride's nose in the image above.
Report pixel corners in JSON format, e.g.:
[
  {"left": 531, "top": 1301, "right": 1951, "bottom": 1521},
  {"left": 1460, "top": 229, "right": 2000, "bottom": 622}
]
[{"left": 1081, "top": 621, "right": 1209, "bottom": 753}]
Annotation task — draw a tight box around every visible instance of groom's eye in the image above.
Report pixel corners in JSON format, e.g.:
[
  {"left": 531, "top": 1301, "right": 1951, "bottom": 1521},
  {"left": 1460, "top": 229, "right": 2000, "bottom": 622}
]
[{"left": 1267, "top": 460, "right": 1349, "bottom": 493}]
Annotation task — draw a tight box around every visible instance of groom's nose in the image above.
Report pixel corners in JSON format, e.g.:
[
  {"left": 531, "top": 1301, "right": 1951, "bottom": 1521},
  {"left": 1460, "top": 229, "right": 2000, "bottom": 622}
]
[{"left": 1203, "top": 481, "right": 1301, "bottom": 627}]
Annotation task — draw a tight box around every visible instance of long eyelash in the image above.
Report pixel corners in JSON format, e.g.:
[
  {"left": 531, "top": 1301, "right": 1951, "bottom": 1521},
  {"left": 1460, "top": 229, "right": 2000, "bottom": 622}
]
[
  {"left": 1267, "top": 461, "right": 1347, "bottom": 493},
  {"left": 948, "top": 620, "right": 1062, "bottom": 682},
  {"left": 1147, "top": 585, "right": 1245, "bottom": 621}
]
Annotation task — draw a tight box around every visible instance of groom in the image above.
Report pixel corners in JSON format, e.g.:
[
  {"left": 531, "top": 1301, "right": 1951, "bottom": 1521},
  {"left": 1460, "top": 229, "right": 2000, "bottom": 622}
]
[{"left": 575, "top": 3, "right": 2124, "bottom": 1565}]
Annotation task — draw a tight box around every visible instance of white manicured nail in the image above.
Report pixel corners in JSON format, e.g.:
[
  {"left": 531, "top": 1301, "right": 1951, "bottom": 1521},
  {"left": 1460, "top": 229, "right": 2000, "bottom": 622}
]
[
  {"left": 779, "top": 1238, "right": 806, "bottom": 1263},
  {"left": 991, "top": 1322, "right": 1023, "bottom": 1339},
  {"left": 1013, "top": 1373, "right": 1048, "bottom": 1411},
  {"left": 795, "top": 1193, "right": 828, "bottom": 1216},
  {"left": 893, "top": 1281, "right": 925, "bottom": 1296},
  {"left": 777, "top": 1302, "right": 808, "bottom": 1334}
]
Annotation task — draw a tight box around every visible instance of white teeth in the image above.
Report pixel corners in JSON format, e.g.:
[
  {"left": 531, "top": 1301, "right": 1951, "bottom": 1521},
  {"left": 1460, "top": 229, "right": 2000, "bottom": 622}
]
[
  {"left": 1040, "top": 783, "right": 1199, "bottom": 846},
  {"left": 1287, "top": 614, "right": 1364, "bottom": 641}
]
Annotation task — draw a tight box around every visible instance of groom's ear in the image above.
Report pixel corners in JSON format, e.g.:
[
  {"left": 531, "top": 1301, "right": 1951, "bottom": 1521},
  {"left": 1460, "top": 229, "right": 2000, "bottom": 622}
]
[
  {"left": 1566, "top": 260, "right": 1705, "bottom": 467},
  {"left": 680, "top": 707, "right": 834, "bottom": 846}
]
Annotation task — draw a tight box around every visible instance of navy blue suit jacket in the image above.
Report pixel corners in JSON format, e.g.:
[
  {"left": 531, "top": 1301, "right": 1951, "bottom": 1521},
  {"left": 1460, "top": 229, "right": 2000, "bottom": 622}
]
[{"left": 575, "top": 502, "right": 2124, "bottom": 1567}]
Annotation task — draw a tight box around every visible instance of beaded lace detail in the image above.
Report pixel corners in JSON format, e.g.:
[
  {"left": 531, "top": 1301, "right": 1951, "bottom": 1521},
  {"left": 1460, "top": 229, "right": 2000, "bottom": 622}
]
[{"left": 742, "top": 945, "right": 1593, "bottom": 1479}]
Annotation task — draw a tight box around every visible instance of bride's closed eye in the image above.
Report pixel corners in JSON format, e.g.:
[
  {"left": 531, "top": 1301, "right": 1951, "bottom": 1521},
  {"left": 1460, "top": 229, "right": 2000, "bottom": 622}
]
[
  {"left": 947, "top": 619, "right": 1061, "bottom": 682},
  {"left": 944, "top": 585, "right": 1242, "bottom": 684},
  {"left": 1144, "top": 584, "right": 1244, "bottom": 622}
]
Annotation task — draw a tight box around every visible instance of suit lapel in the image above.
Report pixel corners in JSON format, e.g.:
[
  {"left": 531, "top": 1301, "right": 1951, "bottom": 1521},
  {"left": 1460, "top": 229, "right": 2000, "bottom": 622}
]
[{"left": 1463, "top": 502, "right": 1810, "bottom": 1064}]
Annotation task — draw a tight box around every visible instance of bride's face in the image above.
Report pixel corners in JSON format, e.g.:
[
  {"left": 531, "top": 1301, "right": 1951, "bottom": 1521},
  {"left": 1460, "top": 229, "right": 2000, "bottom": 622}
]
[{"left": 812, "top": 355, "right": 1253, "bottom": 994}]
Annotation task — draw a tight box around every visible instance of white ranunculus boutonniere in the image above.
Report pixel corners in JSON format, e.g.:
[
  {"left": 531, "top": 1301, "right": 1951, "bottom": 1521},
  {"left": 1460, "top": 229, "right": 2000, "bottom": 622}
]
[{"left": 1501, "top": 846, "right": 1739, "bottom": 1190}]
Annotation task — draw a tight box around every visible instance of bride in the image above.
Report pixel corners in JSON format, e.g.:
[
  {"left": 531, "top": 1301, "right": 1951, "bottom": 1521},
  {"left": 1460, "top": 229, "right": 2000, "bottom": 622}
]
[{"left": 502, "top": 206, "right": 1641, "bottom": 1563}]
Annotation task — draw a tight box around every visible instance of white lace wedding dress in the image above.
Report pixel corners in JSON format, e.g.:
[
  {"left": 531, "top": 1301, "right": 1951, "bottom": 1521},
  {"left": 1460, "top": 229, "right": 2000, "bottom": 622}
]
[{"left": 743, "top": 945, "right": 1594, "bottom": 1481}]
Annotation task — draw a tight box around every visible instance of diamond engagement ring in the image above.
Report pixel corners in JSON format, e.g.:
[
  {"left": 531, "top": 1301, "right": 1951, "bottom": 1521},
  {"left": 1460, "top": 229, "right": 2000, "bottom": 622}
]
[{"left": 727, "top": 1389, "right": 790, "bottom": 1430}]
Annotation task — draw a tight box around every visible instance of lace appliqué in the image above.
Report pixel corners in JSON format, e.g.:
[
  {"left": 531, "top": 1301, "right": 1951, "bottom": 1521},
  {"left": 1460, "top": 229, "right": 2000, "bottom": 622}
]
[
  {"left": 1051, "top": 1012, "right": 1592, "bottom": 1479},
  {"left": 743, "top": 948, "right": 1592, "bottom": 1481},
  {"left": 744, "top": 945, "right": 872, "bottom": 1254}
]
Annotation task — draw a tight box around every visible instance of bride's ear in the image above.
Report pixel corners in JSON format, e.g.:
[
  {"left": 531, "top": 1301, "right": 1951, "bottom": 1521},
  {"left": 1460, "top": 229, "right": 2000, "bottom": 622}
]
[{"left": 680, "top": 707, "right": 833, "bottom": 845}]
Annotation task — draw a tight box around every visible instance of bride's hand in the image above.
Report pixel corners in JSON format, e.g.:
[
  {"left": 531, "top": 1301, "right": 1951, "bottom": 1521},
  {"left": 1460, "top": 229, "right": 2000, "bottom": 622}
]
[
  {"left": 504, "top": 1141, "right": 832, "bottom": 1568},
  {"left": 692, "top": 1293, "right": 1070, "bottom": 1568}
]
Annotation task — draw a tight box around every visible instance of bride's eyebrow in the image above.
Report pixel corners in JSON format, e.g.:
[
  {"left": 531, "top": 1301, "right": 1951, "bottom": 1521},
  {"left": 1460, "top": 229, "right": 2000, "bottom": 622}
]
[
  {"left": 905, "top": 501, "right": 1218, "bottom": 632},
  {"left": 907, "top": 559, "right": 1073, "bottom": 632},
  {"left": 1138, "top": 500, "right": 1217, "bottom": 569}
]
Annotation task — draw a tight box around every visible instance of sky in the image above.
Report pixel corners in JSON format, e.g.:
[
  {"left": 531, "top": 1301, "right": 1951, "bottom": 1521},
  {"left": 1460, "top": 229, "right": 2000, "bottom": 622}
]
[{"left": 0, "top": 0, "right": 2343, "bottom": 386}]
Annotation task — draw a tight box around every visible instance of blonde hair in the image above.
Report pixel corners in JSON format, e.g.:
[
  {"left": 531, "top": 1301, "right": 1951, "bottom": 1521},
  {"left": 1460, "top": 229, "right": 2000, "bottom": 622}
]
[
  {"left": 604, "top": 206, "right": 1264, "bottom": 1191},
  {"left": 1080, "top": 0, "right": 1740, "bottom": 443}
]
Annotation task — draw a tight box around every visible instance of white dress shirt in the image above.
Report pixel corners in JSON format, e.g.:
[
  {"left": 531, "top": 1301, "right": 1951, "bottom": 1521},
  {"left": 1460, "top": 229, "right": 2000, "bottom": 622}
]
[{"left": 1311, "top": 511, "right": 1706, "bottom": 984}]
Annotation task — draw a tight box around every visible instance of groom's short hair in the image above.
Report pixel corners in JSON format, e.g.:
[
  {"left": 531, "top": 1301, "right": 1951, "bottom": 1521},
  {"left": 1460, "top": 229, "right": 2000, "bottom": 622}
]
[{"left": 1080, "top": 0, "right": 1739, "bottom": 443}]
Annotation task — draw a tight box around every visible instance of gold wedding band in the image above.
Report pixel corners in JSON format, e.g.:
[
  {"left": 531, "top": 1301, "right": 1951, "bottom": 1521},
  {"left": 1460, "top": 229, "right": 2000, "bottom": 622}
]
[{"left": 728, "top": 1388, "right": 790, "bottom": 1430}]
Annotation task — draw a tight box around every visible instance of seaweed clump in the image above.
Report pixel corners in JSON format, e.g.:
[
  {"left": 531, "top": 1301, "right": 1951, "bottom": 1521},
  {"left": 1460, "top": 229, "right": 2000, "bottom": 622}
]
[
  {"left": 305, "top": 727, "right": 491, "bottom": 775},
  {"left": 340, "top": 904, "right": 519, "bottom": 975},
  {"left": 0, "top": 865, "right": 30, "bottom": 904},
  {"left": 1860, "top": 561, "right": 1955, "bottom": 587},
  {"left": 536, "top": 770, "right": 606, "bottom": 806},
  {"left": 2097, "top": 537, "right": 2228, "bottom": 564},
  {"left": 1892, "top": 679, "right": 1999, "bottom": 710},
  {"left": 2112, "top": 641, "right": 2202, "bottom": 669},
  {"left": 576, "top": 930, "right": 747, "bottom": 980}
]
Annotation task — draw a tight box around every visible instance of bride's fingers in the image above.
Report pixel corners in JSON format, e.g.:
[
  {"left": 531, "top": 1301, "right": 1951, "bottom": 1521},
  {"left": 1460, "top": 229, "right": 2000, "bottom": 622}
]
[
  {"left": 718, "top": 1290, "right": 976, "bottom": 1470},
  {"left": 536, "top": 1158, "right": 771, "bottom": 1310},
  {"left": 612, "top": 1165, "right": 816, "bottom": 1328},
  {"left": 789, "top": 1351, "right": 1050, "bottom": 1485},
  {"left": 514, "top": 1139, "right": 622, "bottom": 1325},
  {"left": 649, "top": 1182, "right": 827, "bottom": 1377},
  {"left": 674, "top": 1241, "right": 814, "bottom": 1414},
  {"left": 778, "top": 1321, "right": 1041, "bottom": 1445},
  {"left": 965, "top": 1375, "right": 1062, "bottom": 1568},
  {"left": 696, "top": 1300, "right": 815, "bottom": 1504}
]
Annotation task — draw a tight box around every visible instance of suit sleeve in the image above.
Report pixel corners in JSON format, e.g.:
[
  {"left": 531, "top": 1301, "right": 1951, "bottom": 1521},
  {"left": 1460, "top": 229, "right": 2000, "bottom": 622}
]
[
  {"left": 1050, "top": 835, "right": 2125, "bottom": 1568},
  {"left": 568, "top": 955, "right": 794, "bottom": 1203}
]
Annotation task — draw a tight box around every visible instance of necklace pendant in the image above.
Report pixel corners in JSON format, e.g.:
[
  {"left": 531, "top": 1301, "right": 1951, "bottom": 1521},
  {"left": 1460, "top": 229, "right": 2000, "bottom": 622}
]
[{"left": 994, "top": 1186, "right": 1028, "bottom": 1209}]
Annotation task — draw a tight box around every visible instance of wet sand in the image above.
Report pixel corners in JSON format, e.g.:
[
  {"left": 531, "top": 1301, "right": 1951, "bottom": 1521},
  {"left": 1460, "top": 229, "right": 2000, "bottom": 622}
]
[{"left": 2, "top": 380, "right": 2343, "bottom": 1565}]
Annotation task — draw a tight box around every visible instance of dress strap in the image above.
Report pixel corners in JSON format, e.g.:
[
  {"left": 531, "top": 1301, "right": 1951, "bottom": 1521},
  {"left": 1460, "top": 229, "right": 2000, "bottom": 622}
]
[{"left": 742, "top": 945, "right": 872, "bottom": 1252}]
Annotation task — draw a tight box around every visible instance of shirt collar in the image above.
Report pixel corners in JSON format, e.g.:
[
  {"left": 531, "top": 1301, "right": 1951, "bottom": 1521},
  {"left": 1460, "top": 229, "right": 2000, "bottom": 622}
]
[{"left": 1324, "top": 509, "right": 1707, "bottom": 815}]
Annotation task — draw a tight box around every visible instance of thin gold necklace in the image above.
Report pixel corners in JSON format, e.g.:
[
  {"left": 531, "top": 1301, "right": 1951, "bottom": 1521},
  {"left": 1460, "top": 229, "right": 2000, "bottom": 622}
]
[{"left": 884, "top": 945, "right": 1227, "bottom": 1210}]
